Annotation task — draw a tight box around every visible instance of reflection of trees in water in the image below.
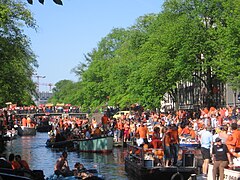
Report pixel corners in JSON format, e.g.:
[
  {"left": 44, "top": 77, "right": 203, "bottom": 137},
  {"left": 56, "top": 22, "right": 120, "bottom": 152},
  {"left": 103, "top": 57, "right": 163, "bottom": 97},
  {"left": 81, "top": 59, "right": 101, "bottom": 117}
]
[{"left": 5, "top": 136, "right": 33, "bottom": 164}]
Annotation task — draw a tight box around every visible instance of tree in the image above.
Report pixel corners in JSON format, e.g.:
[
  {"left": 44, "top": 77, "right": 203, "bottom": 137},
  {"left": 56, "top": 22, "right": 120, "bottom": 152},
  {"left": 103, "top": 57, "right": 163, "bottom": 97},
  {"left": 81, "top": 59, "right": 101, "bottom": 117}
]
[
  {"left": 0, "top": 0, "right": 38, "bottom": 106},
  {"left": 27, "top": 0, "right": 63, "bottom": 5},
  {"left": 143, "top": 0, "right": 240, "bottom": 108}
]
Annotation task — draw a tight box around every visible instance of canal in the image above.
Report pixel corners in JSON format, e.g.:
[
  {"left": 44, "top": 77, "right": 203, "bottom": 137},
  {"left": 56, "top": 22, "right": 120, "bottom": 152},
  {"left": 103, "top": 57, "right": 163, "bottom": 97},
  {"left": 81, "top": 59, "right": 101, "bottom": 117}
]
[{"left": 4, "top": 133, "right": 128, "bottom": 180}]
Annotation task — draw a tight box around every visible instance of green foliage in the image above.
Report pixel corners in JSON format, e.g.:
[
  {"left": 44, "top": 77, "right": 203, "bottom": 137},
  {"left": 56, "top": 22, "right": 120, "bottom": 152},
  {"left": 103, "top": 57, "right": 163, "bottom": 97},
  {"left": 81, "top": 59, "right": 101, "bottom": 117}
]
[
  {"left": 27, "top": 0, "right": 63, "bottom": 5},
  {"left": 50, "top": 0, "right": 240, "bottom": 111},
  {"left": 0, "top": 0, "right": 37, "bottom": 107}
]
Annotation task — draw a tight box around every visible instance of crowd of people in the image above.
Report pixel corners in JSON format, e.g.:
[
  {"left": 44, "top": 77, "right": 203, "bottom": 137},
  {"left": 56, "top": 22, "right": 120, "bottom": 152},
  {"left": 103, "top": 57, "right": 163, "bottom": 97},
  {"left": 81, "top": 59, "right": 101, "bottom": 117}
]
[
  {"left": 0, "top": 153, "right": 30, "bottom": 171},
  {"left": 1, "top": 104, "right": 240, "bottom": 179},
  {"left": 93, "top": 106, "right": 239, "bottom": 180}
]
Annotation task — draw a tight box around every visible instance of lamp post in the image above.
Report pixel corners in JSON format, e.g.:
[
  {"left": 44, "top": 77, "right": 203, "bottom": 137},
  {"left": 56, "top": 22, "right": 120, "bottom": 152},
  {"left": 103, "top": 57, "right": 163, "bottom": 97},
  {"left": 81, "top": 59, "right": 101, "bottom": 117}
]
[
  {"left": 34, "top": 75, "right": 46, "bottom": 105},
  {"left": 234, "top": 90, "right": 237, "bottom": 107}
]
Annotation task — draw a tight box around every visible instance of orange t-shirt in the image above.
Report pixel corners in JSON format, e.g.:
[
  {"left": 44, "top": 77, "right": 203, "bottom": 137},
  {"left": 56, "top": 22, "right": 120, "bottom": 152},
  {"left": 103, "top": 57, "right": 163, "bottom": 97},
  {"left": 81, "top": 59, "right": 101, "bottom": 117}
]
[
  {"left": 19, "top": 160, "right": 30, "bottom": 170},
  {"left": 226, "top": 130, "right": 240, "bottom": 148},
  {"left": 189, "top": 130, "right": 196, "bottom": 139},
  {"left": 117, "top": 121, "right": 123, "bottom": 130},
  {"left": 22, "top": 118, "right": 27, "bottom": 126},
  {"left": 178, "top": 127, "right": 183, "bottom": 135},
  {"left": 11, "top": 161, "right": 21, "bottom": 169},
  {"left": 181, "top": 127, "right": 190, "bottom": 135},
  {"left": 136, "top": 126, "right": 148, "bottom": 139}
]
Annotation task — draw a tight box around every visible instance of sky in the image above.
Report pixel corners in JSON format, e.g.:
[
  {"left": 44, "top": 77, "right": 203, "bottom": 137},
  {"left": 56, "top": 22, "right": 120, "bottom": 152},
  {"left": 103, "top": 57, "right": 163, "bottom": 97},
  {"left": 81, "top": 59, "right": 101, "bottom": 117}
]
[{"left": 25, "top": 0, "right": 164, "bottom": 92}]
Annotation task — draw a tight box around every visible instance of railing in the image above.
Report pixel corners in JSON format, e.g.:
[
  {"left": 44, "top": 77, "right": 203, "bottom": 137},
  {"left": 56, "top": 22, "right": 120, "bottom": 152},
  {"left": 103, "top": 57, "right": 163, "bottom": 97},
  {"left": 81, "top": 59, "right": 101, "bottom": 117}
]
[{"left": 126, "top": 143, "right": 165, "bottom": 167}]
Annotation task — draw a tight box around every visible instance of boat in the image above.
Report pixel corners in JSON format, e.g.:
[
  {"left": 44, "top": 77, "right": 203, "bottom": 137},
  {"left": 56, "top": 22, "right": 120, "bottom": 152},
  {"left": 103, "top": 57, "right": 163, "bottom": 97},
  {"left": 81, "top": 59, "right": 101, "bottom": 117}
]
[
  {"left": 47, "top": 168, "right": 104, "bottom": 180},
  {"left": 3, "top": 129, "right": 18, "bottom": 141},
  {"left": 125, "top": 143, "right": 198, "bottom": 180},
  {"left": 17, "top": 126, "right": 36, "bottom": 136},
  {"left": 46, "top": 139, "right": 74, "bottom": 149},
  {"left": 36, "top": 124, "right": 52, "bottom": 132},
  {"left": 75, "top": 136, "right": 113, "bottom": 153},
  {"left": 179, "top": 137, "right": 200, "bottom": 148},
  {"left": 0, "top": 168, "right": 45, "bottom": 180}
]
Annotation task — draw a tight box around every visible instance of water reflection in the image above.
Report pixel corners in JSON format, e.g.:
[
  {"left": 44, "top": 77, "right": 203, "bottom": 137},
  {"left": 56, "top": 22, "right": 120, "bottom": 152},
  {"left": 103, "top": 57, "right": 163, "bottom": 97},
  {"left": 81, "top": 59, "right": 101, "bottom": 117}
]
[{"left": 4, "top": 133, "right": 128, "bottom": 180}]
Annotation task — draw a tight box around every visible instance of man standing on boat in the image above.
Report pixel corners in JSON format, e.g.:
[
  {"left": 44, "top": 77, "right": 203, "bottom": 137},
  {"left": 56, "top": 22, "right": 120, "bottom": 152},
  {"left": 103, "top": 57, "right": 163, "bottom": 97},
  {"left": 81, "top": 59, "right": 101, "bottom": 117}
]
[
  {"left": 170, "top": 124, "right": 179, "bottom": 166},
  {"left": 136, "top": 121, "right": 149, "bottom": 144}
]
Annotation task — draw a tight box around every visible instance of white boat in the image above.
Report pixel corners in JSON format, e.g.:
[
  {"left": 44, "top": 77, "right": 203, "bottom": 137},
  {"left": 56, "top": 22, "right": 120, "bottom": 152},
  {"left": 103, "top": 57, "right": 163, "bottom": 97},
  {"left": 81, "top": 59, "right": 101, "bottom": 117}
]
[{"left": 17, "top": 126, "right": 36, "bottom": 136}]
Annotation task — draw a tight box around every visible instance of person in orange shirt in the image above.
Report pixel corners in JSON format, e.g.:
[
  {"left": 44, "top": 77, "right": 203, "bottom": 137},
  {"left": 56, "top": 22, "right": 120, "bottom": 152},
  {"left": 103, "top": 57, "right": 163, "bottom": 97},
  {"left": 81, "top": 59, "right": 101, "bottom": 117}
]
[
  {"left": 22, "top": 117, "right": 27, "bottom": 127},
  {"left": 189, "top": 126, "right": 196, "bottom": 139},
  {"left": 170, "top": 124, "right": 179, "bottom": 166},
  {"left": 135, "top": 122, "right": 148, "bottom": 144},
  {"left": 226, "top": 123, "right": 240, "bottom": 157},
  {"left": 101, "top": 113, "right": 109, "bottom": 134},
  {"left": 151, "top": 127, "right": 162, "bottom": 149},
  {"left": 8, "top": 153, "right": 20, "bottom": 170},
  {"left": 162, "top": 127, "right": 171, "bottom": 167},
  {"left": 178, "top": 125, "right": 183, "bottom": 136},
  {"left": 93, "top": 126, "right": 102, "bottom": 138},
  {"left": 59, "top": 118, "right": 63, "bottom": 130},
  {"left": 180, "top": 125, "right": 190, "bottom": 137},
  {"left": 116, "top": 119, "right": 123, "bottom": 142},
  {"left": 15, "top": 155, "right": 30, "bottom": 170}
]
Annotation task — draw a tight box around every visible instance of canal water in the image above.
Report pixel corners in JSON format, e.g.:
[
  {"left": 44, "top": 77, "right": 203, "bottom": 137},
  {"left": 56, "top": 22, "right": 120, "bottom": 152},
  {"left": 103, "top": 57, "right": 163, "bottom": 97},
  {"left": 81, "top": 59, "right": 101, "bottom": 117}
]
[{"left": 4, "top": 133, "right": 128, "bottom": 180}]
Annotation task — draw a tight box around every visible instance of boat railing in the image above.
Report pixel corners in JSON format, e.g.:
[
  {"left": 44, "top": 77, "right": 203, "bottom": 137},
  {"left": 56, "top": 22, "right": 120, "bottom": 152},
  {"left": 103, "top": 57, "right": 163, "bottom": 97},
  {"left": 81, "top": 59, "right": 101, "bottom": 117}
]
[
  {"left": 126, "top": 143, "right": 144, "bottom": 164},
  {"left": 126, "top": 143, "right": 165, "bottom": 167},
  {"left": 126, "top": 143, "right": 199, "bottom": 168}
]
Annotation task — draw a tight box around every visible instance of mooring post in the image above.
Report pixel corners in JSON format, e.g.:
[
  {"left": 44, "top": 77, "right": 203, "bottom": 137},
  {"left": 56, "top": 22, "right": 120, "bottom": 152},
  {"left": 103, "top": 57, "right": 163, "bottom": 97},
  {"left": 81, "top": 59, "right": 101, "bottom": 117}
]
[{"left": 191, "top": 174, "right": 196, "bottom": 180}]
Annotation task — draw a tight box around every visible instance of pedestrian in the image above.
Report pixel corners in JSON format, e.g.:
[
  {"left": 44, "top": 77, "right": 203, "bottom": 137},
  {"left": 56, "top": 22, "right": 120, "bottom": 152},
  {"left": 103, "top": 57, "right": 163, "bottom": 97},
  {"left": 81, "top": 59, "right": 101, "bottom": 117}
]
[{"left": 199, "top": 126, "right": 212, "bottom": 178}]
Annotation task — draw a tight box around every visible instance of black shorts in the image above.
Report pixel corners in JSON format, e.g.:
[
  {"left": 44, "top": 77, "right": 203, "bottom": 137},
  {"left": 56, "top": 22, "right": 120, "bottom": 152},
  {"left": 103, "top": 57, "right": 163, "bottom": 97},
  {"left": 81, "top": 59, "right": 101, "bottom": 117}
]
[{"left": 201, "top": 147, "right": 210, "bottom": 160}]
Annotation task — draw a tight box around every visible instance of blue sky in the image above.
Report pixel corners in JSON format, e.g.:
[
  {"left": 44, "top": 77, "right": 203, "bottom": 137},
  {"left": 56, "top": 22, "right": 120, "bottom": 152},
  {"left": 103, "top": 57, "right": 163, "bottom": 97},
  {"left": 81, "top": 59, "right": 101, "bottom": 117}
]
[{"left": 25, "top": 0, "right": 163, "bottom": 91}]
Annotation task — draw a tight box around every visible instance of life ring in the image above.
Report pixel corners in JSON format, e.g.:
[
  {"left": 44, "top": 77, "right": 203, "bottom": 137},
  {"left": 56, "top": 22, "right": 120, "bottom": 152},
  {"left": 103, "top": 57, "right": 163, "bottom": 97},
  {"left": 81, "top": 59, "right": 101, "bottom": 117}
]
[{"left": 171, "top": 172, "right": 184, "bottom": 180}]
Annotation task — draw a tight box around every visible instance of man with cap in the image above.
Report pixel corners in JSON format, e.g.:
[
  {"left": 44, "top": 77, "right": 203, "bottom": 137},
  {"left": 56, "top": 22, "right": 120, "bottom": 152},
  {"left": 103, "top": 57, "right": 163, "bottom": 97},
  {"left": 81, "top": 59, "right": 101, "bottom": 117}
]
[
  {"left": 199, "top": 126, "right": 212, "bottom": 178},
  {"left": 212, "top": 137, "right": 232, "bottom": 180}
]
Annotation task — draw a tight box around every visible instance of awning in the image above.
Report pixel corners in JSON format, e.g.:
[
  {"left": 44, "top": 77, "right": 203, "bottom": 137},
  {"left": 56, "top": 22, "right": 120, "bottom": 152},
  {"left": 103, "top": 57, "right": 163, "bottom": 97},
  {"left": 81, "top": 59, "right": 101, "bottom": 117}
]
[
  {"left": 56, "top": 103, "right": 64, "bottom": 107},
  {"left": 45, "top": 103, "right": 54, "bottom": 107}
]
